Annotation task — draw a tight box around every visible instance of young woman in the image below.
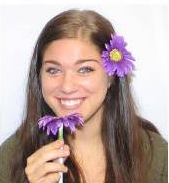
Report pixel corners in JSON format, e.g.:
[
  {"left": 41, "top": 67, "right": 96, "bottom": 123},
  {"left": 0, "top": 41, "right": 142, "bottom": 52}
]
[{"left": 0, "top": 9, "right": 167, "bottom": 183}]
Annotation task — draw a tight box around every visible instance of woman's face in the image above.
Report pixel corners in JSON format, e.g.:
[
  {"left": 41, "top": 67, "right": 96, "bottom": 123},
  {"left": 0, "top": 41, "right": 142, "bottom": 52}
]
[{"left": 41, "top": 38, "right": 109, "bottom": 123}]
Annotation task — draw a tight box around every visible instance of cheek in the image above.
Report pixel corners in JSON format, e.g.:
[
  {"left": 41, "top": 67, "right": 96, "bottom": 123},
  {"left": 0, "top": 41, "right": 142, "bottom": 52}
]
[
  {"left": 81, "top": 73, "right": 109, "bottom": 94},
  {"left": 41, "top": 75, "right": 57, "bottom": 97}
]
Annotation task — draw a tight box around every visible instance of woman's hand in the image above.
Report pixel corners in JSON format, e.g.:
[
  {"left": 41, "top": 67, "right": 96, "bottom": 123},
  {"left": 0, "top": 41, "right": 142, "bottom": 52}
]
[{"left": 25, "top": 140, "right": 70, "bottom": 183}]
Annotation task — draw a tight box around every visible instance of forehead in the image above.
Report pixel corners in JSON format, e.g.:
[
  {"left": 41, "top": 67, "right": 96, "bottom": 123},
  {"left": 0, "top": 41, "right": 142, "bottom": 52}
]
[{"left": 42, "top": 38, "right": 101, "bottom": 64}]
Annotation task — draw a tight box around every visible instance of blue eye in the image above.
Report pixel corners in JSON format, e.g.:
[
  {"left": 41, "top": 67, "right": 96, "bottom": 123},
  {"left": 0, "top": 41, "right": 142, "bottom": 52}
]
[
  {"left": 78, "top": 67, "right": 95, "bottom": 74},
  {"left": 46, "top": 67, "right": 61, "bottom": 75}
]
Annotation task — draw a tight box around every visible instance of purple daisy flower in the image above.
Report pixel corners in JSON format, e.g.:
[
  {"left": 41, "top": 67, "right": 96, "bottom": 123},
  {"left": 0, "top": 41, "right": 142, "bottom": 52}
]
[
  {"left": 38, "top": 113, "right": 84, "bottom": 135},
  {"left": 102, "top": 34, "right": 135, "bottom": 77}
]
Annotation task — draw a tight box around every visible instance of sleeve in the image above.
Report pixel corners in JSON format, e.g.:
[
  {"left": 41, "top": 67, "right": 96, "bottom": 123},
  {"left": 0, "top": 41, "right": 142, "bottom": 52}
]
[
  {"left": 144, "top": 130, "right": 168, "bottom": 183},
  {"left": 0, "top": 135, "right": 17, "bottom": 183}
]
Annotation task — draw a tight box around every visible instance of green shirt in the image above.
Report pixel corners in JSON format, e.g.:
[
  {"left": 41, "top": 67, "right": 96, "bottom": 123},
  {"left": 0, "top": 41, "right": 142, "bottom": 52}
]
[{"left": 0, "top": 129, "right": 167, "bottom": 183}]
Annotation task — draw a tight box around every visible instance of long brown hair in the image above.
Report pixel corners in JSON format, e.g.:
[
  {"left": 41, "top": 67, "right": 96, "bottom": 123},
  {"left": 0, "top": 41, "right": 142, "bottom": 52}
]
[{"left": 10, "top": 9, "right": 159, "bottom": 183}]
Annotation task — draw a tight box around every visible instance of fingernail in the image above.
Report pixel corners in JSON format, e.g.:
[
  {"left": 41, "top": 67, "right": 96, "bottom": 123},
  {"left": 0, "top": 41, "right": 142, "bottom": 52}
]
[
  {"left": 64, "top": 150, "right": 70, "bottom": 155},
  {"left": 58, "top": 139, "right": 64, "bottom": 144},
  {"left": 64, "top": 167, "right": 68, "bottom": 173}
]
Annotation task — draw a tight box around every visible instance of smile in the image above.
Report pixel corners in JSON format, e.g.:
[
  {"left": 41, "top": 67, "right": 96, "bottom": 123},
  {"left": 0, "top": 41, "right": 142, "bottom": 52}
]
[{"left": 59, "top": 98, "right": 85, "bottom": 109}]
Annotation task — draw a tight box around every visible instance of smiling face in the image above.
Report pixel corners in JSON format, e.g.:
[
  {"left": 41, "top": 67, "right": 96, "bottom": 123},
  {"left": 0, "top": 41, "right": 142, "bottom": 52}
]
[{"left": 40, "top": 38, "right": 109, "bottom": 123}]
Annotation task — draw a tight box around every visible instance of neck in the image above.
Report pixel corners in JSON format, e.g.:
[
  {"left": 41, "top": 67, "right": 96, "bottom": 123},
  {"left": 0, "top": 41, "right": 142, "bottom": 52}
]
[{"left": 67, "top": 107, "right": 106, "bottom": 182}]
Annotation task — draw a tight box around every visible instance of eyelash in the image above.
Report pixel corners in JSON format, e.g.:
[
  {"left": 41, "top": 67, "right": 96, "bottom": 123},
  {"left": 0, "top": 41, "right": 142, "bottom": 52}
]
[
  {"left": 46, "top": 68, "right": 61, "bottom": 75},
  {"left": 45, "top": 66, "right": 95, "bottom": 75},
  {"left": 78, "top": 67, "right": 95, "bottom": 74}
]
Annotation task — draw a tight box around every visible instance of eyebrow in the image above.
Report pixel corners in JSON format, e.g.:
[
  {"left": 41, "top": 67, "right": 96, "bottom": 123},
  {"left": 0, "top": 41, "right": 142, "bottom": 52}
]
[{"left": 43, "top": 59, "right": 100, "bottom": 66}]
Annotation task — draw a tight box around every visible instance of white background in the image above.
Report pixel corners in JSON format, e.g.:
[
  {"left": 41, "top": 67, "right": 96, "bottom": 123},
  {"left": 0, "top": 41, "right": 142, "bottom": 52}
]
[{"left": 0, "top": 3, "right": 168, "bottom": 144}]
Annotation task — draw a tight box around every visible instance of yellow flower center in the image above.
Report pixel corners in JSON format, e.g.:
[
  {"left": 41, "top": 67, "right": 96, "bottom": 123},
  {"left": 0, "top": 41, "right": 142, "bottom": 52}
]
[{"left": 110, "top": 49, "right": 122, "bottom": 62}]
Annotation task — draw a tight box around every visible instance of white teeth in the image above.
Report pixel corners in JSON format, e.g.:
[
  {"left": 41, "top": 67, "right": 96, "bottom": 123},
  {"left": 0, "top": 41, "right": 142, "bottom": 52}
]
[{"left": 60, "top": 99, "right": 83, "bottom": 106}]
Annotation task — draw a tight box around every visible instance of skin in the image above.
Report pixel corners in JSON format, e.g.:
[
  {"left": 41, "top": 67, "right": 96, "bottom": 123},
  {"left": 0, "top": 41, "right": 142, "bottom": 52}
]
[
  {"left": 25, "top": 38, "right": 110, "bottom": 183},
  {"left": 41, "top": 38, "right": 109, "bottom": 120}
]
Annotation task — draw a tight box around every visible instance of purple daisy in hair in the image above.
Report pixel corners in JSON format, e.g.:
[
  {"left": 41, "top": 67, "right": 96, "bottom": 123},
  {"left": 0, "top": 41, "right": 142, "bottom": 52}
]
[
  {"left": 38, "top": 113, "right": 84, "bottom": 136},
  {"left": 102, "top": 34, "right": 135, "bottom": 77}
]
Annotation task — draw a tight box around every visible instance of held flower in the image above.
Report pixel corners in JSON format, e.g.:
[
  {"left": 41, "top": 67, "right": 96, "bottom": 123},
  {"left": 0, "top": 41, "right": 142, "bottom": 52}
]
[
  {"left": 38, "top": 113, "right": 84, "bottom": 135},
  {"left": 38, "top": 113, "right": 84, "bottom": 183},
  {"left": 102, "top": 34, "right": 135, "bottom": 77}
]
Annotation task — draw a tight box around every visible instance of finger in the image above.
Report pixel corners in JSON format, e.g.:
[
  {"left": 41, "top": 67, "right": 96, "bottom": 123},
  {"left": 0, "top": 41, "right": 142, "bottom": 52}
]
[
  {"left": 63, "top": 144, "right": 70, "bottom": 151},
  {"left": 32, "top": 162, "right": 68, "bottom": 181},
  {"left": 42, "top": 140, "right": 65, "bottom": 151},
  {"left": 27, "top": 149, "right": 70, "bottom": 173},
  {"left": 37, "top": 172, "right": 61, "bottom": 183},
  {"left": 53, "top": 144, "right": 70, "bottom": 164},
  {"left": 63, "top": 144, "right": 71, "bottom": 162},
  {"left": 27, "top": 140, "right": 64, "bottom": 164}
]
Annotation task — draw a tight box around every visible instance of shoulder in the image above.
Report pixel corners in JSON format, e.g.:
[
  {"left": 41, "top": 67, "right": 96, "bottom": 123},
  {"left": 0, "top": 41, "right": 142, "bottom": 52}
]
[
  {"left": 142, "top": 129, "right": 167, "bottom": 155},
  {"left": 0, "top": 133, "right": 18, "bottom": 156},
  {"left": 0, "top": 133, "right": 19, "bottom": 183},
  {"left": 141, "top": 129, "right": 168, "bottom": 183}
]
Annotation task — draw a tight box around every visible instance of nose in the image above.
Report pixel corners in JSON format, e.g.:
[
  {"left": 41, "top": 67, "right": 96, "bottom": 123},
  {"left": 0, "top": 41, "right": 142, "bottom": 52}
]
[{"left": 60, "top": 72, "right": 78, "bottom": 94}]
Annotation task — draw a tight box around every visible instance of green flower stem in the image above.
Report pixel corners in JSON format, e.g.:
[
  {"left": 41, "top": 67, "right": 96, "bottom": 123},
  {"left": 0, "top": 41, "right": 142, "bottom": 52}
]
[
  {"left": 58, "top": 124, "right": 63, "bottom": 140},
  {"left": 57, "top": 124, "right": 64, "bottom": 183}
]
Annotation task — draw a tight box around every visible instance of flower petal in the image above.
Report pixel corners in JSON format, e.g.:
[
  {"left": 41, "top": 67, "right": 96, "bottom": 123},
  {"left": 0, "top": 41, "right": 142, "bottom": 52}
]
[
  {"left": 105, "top": 43, "right": 112, "bottom": 51},
  {"left": 38, "top": 113, "right": 84, "bottom": 136},
  {"left": 101, "top": 34, "right": 135, "bottom": 77}
]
